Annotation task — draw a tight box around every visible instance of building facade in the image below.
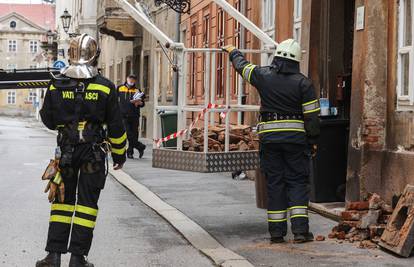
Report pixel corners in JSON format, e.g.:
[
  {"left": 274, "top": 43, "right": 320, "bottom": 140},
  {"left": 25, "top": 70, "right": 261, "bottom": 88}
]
[
  {"left": 97, "top": 0, "right": 178, "bottom": 138},
  {"left": 0, "top": 3, "right": 55, "bottom": 116},
  {"left": 270, "top": 0, "right": 414, "bottom": 204},
  {"left": 53, "top": 0, "right": 414, "bottom": 203}
]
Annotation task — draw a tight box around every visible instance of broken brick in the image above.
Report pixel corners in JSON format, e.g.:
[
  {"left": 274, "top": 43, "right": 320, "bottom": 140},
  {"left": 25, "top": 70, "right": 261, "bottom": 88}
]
[
  {"left": 368, "top": 193, "right": 385, "bottom": 210},
  {"left": 379, "top": 185, "right": 414, "bottom": 257},
  {"left": 346, "top": 201, "right": 369, "bottom": 211},
  {"left": 328, "top": 232, "right": 336, "bottom": 239},
  {"left": 315, "top": 235, "right": 325, "bottom": 241},
  {"left": 381, "top": 204, "right": 393, "bottom": 215},
  {"left": 337, "top": 231, "right": 346, "bottom": 240},
  {"left": 354, "top": 230, "right": 369, "bottom": 241},
  {"left": 341, "top": 221, "right": 359, "bottom": 228},
  {"left": 337, "top": 222, "right": 353, "bottom": 233},
  {"left": 358, "top": 210, "right": 381, "bottom": 229},
  {"left": 341, "top": 210, "right": 367, "bottom": 221},
  {"left": 359, "top": 240, "right": 378, "bottom": 249},
  {"left": 378, "top": 214, "right": 391, "bottom": 224},
  {"left": 369, "top": 224, "right": 386, "bottom": 238}
]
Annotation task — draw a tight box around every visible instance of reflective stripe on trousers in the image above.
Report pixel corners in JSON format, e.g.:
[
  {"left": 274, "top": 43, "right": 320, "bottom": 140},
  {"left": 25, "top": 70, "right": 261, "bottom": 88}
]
[
  {"left": 267, "top": 210, "right": 288, "bottom": 223},
  {"left": 289, "top": 206, "right": 309, "bottom": 219}
]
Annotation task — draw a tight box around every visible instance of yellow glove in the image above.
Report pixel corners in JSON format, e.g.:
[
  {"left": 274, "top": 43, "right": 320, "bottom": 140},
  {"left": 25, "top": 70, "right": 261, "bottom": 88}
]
[
  {"left": 311, "top": 144, "right": 318, "bottom": 158},
  {"left": 44, "top": 172, "right": 65, "bottom": 203},
  {"left": 222, "top": 45, "right": 236, "bottom": 53}
]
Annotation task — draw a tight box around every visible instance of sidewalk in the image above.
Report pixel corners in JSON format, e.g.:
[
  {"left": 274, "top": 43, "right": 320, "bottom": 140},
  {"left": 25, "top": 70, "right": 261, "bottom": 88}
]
[{"left": 121, "top": 147, "right": 413, "bottom": 267}]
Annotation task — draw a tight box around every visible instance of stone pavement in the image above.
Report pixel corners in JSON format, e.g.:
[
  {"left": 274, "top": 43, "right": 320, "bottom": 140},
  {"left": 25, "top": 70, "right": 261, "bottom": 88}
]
[
  {"left": 121, "top": 145, "right": 414, "bottom": 267},
  {"left": 0, "top": 117, "right": 213, "bottom": 267}
]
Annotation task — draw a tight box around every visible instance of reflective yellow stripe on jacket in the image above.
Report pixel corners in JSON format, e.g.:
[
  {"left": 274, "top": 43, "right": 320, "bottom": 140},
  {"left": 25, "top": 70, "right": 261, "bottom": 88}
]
[
  {"left": 87, "top": 83, "right": 110, "bottom": 95},
  {"left": 257, "top": 120, "right": 305, "bottom": 134},
  {"left": 302, "top": 99, "right": 321, "bottom": 114}
]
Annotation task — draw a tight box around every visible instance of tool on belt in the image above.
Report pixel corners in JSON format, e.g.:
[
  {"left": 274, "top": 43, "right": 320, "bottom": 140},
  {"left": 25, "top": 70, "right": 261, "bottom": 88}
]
[{"left": 42, "top": 147, "right": 65, "bottom": 203}]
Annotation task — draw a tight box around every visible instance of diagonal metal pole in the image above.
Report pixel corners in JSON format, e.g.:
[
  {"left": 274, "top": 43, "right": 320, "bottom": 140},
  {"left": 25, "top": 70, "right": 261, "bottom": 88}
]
[{"left": 213, "top": 0, "right": 278, "bottom": 48}]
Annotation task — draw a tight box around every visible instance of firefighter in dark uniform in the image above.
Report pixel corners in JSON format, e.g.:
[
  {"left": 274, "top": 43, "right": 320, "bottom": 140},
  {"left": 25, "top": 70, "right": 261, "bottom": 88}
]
[
  {"left": 36, "top": 34, "right": 126, "bottom": 267},
  {"left": 117, "top": 74, "right": 146, "bottom": 159},
  {"left": 223, "top": 39, "right": 320, "bottom": 243}
]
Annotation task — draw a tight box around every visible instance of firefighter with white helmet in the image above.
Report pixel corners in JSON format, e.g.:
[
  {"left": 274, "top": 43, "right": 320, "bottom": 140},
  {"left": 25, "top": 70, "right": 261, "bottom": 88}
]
[
  {"left": 36, "top": 34, "right": 126, "bottom": 267},
  {"left": 223, "top": 39, "right": 320, "bottom": 243}
]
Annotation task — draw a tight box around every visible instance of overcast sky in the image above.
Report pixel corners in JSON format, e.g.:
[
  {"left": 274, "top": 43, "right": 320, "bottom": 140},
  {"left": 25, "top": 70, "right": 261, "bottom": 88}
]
[{"left": 0, "top": 0, "right": 44, "bottom": 3}]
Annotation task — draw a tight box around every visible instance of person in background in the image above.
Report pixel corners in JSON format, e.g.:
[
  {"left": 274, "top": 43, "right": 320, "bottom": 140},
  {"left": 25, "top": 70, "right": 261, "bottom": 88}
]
[{"left": 117, "top": 74, "right": 146, "bottom": 159}]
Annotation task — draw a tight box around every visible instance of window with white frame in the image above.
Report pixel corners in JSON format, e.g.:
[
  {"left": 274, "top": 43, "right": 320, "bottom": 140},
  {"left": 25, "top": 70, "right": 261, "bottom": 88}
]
[
  {"left": 29, "top": 40, "right": 38, "bottom": 53},
  {"left": 7, "top": 91, "right": 16, "bottom": 105},
  {"left": 262, "top": 0, "right": 275, "bottom": 39},
  {"left": 8, "top": 40, "right": 17, "bottom": 52},
  {"left": 397, "top": 0, "right": 414, "bottom": 106},
  {"left": 27, "top": 90, "right": 37, "bottom": 103},
  {"left": 293, "top": 0, "right": 303, "bottom": 42}
]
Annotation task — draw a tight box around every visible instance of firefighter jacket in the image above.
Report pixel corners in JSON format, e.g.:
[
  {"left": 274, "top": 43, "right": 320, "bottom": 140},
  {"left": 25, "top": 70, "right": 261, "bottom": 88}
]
[
  {"left": 117, "top": 83, "right": 145, "bottom": 118},
  {"left": 229, "top": 49, "right": 320, "bottom": 145},
  {"left": 40, "top": 74, "right": 127, "bottom": 165}
]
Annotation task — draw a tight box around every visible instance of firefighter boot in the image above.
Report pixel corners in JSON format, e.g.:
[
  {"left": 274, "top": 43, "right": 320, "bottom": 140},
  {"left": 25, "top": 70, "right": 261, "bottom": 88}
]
[
  {"left": 69, "top": 254, "right": 94, "bottom": 267},
  {"left": 138, "top": 144, "right": 146, "bottom": 159},
  {"left": 293, "top": 232, "right": 314, "bottom": 243},
  {"left": 270, "top": 236, "right": 285, "bottom": 244},
  {"left": 35, "top": 252, "right": 61, "bottom": 267}
]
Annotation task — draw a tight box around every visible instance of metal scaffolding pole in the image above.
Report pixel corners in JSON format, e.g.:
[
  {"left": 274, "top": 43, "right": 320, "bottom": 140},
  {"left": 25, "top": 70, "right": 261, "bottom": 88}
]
[
  {"left": 114, "top": 0, "right": 181, "bottom": 48},
  {"left": 214, "top": 0, "right": 278, "bottom": 48}
]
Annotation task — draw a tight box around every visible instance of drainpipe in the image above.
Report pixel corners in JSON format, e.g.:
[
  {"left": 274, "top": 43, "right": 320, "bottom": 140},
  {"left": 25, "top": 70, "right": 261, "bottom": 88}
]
[{"left": 173, "top": 12, "right": 181, "bottom": 106}]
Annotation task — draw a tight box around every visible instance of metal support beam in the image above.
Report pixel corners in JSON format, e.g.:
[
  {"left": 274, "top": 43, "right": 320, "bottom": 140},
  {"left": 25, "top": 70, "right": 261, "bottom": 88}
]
[
  {"left": 114, "top": 0, "right": 181, "bottom": 49},
  {"left": 214, "top": 0, "right": 278, "bottom": 48}
]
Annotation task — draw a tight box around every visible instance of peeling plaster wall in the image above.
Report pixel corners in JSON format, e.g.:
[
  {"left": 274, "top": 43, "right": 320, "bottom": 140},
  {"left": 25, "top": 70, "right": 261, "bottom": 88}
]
[
  {"left": 347, "top": 0, "right": 388, "bottom": 201},
  {"left": 347, "top": 0, "right": 414, "bottom": 203}
]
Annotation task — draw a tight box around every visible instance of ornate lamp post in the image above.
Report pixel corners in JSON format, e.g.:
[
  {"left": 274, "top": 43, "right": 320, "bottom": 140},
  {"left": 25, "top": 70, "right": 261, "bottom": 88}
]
[
  {"left": 154, "top": 0, "right": 191, "bottom": 14},
  {"left": 60, "top": 9, "right": 79, "bottom": 37},
  {"left": 60, "top": 9, "right": 71, "bottom": 34}
]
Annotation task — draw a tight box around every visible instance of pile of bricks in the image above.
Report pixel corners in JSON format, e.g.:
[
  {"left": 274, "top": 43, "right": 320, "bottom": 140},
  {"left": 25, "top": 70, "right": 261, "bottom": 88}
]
[
  {"left": 328, "top": 193, "right": 394, "bottom": 249},
  {"left": 183, "top": 125, "right": 259, "bottom": 152}
]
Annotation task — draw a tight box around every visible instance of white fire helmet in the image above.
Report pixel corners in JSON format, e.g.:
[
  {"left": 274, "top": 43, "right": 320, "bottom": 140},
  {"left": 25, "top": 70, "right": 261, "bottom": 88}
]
[{"left": 274, "top": 39, "right": 302, "bottom": 62}]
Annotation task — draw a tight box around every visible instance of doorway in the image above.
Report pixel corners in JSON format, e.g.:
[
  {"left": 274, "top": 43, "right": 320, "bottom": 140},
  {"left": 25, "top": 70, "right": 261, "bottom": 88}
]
[{"left": 308, "top": 0, "right": 355, "bottom": 203}]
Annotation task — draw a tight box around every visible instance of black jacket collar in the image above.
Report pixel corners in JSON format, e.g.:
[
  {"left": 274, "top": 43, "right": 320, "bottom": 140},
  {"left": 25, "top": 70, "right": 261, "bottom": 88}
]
[{"left": 271, "top": 57, "right": 300, "bottom": 74}]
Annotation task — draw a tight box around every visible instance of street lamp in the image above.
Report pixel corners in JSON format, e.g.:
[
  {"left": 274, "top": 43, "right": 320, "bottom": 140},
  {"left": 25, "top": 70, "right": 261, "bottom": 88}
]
[{"left": 60, "top": 9, "right": 71, "bottom": 34}]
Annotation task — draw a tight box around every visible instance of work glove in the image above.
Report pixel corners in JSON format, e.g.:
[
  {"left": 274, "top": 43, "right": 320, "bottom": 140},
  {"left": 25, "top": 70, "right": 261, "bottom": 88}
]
[
  {"left": 44, "top": 171, "right": 65, "bottom": 203},
  {"left": 222, "top": 45, "right": 236, "bottom": 54},
  {"left": 310, "top": 144, "right": 318, "bottom": 158}
]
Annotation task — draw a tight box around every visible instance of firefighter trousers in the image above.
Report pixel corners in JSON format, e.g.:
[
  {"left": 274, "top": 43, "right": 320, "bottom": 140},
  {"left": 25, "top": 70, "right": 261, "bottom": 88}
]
[
  {"left": 45, "top": 144, "right": 106, "bottom": 256},
  {"left": 260, "top": 143, "right": 310, "bottom": 237},
  {"left": 123, "top": 117, "right": 145, "bottom": 155}
]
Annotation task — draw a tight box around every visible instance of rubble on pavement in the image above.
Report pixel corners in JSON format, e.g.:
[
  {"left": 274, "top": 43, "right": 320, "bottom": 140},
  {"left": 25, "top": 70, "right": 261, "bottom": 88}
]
[
  {"left": 183, "top": 125, "right": 259, "bottom": 152},
  {"left": 328, "top": 193, "right": 393, "bottom": 249}
]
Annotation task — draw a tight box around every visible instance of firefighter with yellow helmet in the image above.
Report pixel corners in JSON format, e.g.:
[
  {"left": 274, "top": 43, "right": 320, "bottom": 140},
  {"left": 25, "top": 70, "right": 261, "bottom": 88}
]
[{"left": 36, "top": 34, "right": 126, "bottom": 267}]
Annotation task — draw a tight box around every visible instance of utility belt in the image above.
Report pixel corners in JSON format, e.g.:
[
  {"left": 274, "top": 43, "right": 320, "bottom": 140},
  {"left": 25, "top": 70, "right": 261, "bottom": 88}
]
[
  {"left": 257, "top": 112, "right": 305, "bottom": 134},
  {"left": 57, "top": 121, "right": 105, "bottom": 146},
  {"left": 57, "top": 121, "right": 109, "bottom": 167},
  {"left": 259, "top": 112, "right": 304, "bottom": 122}
]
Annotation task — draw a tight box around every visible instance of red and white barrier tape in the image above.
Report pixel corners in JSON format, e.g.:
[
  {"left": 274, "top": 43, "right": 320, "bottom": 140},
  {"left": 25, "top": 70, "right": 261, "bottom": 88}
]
[{"left": 155, "top": 103, "right": 227, "bottom": 148}]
